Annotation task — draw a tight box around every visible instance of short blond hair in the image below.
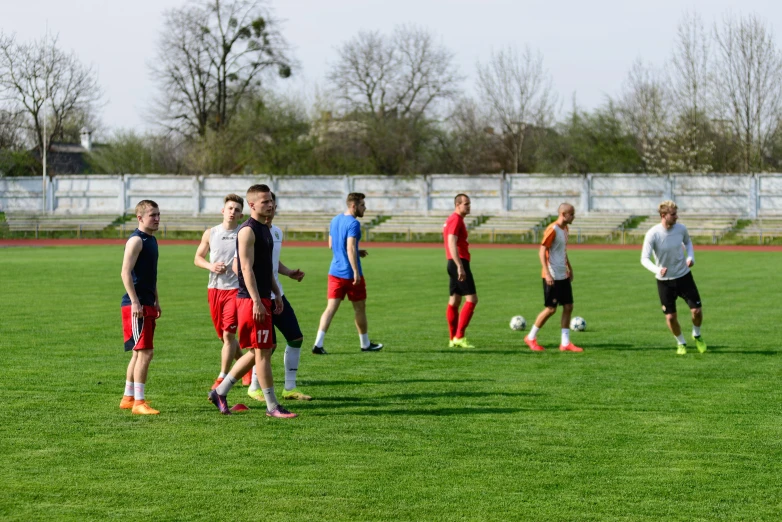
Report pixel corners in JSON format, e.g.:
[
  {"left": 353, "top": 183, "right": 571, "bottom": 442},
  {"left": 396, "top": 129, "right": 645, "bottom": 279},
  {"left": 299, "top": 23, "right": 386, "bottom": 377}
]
[
  {"left": 135, "top": 200, "right": 158, "bottom": 217},
  {"left": 224, "top": 193, "right": 244, "bottom": 208},
  {"left": 658, "top": 200, "right": 678, "bottom": 216}
]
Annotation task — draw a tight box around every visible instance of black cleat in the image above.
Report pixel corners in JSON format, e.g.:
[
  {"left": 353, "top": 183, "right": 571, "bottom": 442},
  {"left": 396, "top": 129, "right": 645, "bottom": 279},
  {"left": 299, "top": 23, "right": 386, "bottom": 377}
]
[
  {"left": 312, "top": 345, "right": 328, "bottom": 355},
  {"left": 361, "top": 341, "right": 383, "bottom": 352}
]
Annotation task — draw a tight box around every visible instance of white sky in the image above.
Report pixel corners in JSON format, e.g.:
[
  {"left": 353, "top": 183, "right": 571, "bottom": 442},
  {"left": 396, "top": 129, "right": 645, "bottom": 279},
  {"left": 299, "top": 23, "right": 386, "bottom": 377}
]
[{"left": 2, "top": 0, "right": 780, "bottom": 133}]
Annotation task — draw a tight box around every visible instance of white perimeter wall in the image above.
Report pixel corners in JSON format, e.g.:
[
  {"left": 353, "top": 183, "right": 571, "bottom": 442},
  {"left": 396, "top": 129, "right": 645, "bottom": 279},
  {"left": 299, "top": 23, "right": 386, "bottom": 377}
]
[{"left": 1, "top": 173, "right": 780, "bottom": 217}]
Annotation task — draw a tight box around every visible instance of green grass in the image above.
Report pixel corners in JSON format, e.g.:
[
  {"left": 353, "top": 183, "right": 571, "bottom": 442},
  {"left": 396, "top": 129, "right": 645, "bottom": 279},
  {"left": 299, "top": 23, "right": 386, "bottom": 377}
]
[{"left": 1, "top": 245, "right": 781, "bottom": 520}]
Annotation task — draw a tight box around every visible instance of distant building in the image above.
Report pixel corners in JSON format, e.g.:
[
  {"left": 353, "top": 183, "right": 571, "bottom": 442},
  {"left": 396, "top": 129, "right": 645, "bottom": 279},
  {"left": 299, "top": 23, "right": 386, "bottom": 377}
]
[{"left": 31, "top": 128, "right": 99, "bottom": 175}]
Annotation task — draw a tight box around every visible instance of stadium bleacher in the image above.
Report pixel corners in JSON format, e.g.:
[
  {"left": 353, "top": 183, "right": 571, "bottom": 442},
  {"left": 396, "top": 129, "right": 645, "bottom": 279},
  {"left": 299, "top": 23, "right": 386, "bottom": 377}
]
[
  {"left": 4, "top": 212, "right": 119, "bottom": 238},
  {"left": 470, "top": 213, "right": 550, "bottom": 242},
  {"left": 734, "top": 216, "right": 782, "bottom": 243},
  {"left": 368, "top": 211, "right": 471, "bottom": 240},
  {"left": 625, "top": 213, "right": 740, "bottom": 242}
]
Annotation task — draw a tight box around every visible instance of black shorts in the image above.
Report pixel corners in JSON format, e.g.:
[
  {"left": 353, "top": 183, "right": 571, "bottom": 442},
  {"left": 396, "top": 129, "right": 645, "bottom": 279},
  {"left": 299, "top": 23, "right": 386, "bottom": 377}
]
[
  {"left": 447, "top": 258, "right": 477, "bottom": 296},
  {"left": 543, "top": 278, "right": 574, "bottom": 308},
  {"left": 271, "top": 295, "right": 303, "bottom": 344},
  {"left": 656, "top": 272, "right": 702, "bottom": 315}
]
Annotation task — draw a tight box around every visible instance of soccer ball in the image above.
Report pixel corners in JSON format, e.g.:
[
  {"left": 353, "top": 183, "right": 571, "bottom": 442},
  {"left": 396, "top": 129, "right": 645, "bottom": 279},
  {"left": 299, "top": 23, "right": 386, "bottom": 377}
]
[
  {"left": 570, "top": 316, "right": 586, "bottom": 332},
  {"left": 509, "top": 315, "right": 526, "bottom": 331}
]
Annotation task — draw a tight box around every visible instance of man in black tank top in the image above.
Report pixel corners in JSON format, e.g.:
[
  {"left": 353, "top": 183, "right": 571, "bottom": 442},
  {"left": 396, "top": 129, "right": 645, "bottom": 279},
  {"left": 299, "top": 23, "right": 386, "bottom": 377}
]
[
  {"left": 208, "top": 184, "right": 297, "bottom": 418},
  {"left": 119, "top": 200, "right": 162, "bottom": 415}
]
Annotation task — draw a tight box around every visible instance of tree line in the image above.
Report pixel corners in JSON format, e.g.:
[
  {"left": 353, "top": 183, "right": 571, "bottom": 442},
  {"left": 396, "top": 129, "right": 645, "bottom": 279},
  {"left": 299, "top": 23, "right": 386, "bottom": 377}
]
[{"left": 2, "top": 3, "right": 782, "bottom": 176}]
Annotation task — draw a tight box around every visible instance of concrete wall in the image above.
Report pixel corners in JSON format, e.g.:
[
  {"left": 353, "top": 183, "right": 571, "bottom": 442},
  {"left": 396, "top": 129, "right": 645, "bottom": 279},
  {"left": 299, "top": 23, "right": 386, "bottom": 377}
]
[{"left": 2, "top": 173, "right": 781, "bottom": 217}]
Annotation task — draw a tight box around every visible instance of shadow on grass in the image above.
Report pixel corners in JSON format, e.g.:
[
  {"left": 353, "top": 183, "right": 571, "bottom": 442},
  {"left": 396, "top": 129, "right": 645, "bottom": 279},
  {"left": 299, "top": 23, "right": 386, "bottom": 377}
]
[
  {"left": 301, "top": 378, "right": 484, "bottom": 387},
  {"left": 309, "top": 406, "right": 524, "bottom": 417}
]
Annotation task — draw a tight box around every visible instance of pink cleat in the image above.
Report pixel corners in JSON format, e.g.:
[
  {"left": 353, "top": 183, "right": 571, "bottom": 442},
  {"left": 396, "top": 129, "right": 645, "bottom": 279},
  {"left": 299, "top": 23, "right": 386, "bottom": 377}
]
[
  {"left": 266, "top": 404, "right": 297, "bottom": 418},
  {"left": 559, "top": 342, "right": 583, "bottom": 352},
  {"left": 524, "top": 336, "right": 545, "bottom": 352}
]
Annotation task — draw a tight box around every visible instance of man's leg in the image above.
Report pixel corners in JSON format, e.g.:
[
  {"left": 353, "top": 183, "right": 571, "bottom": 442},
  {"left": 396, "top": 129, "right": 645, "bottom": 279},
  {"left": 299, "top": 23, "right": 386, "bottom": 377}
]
[
  {"left": 121, "top": 351, "right": 138, "bottom": 409},
  {"left": 313, "top": 299, "right": 341, "bottom": 353},
  {"left": 447, "top": 294, "right": 462, "bottom": 343},
  {"left": 131, "top": 349, "right": 159, "bottom": 414},
  {"left": 352, "top": 299, "right": 383, "bottom": 351},
  {"left": 665, "top": 312, "right": 688, "bottom": 354},
  {"left": 525, "top": 306, "right": 556, "bottom": 351},
  {"left": 255, "top": 348, "right": 297, "bottom": 417},
  {"left": 454, "top": 294, "right": 477, "bottom": 344},
  {"left": 559, "top": 303, "right": 582, "bottom": 352},
  {"left": 691, "top": 307, "right": 706, "bottom": 353}
]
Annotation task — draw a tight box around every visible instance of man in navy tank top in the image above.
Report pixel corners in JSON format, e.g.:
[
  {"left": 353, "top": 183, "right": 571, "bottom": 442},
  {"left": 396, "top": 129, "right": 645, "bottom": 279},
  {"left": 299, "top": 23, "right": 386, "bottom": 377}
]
[
  {"left": 208, "top": 184, "right": 296, "bottom": 418},
  {"left": 119, "top": 200, "right": 162, "bottom": 415}
]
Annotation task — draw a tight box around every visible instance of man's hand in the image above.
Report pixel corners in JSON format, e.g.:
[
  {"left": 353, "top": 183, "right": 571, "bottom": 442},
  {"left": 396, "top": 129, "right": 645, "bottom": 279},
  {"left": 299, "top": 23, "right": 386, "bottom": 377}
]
[
  {"left": 288, "top": 268, "right": 305, "bottom": 282},
  {"left": 154, "top": 303, "right": 162, "bottom": 318},
  {"left": 686, "top": 258, "right": 694, "bottom": 268},
  {"left": 253, "top": 300, "right": 267, "bottom": 324},
  {"left": 457, "top": 265, "right": 466, "bottom": 282},
  {"left": 359, "top": 249, "right": 369, "bottom": 258},
  {"left": 131, "top": 301, "right": 143, "bottom": 319},
  {"left": 545, "top": 272, "right": 555, "bottom": 286},
  {"left": 274, "top": 295, "right": 284, "bottom": 315},
  {"left": 353, "top": 273, "right": 362, "bottom": 286},
  {"left": 212, "top": 261, "right": 227, "bottom": 274},
  {"left": 660, "top": 267, "right": 668, "bottom": 277},
  {"left": 568, "top": 270, "right": 574, "bottom": 282}
]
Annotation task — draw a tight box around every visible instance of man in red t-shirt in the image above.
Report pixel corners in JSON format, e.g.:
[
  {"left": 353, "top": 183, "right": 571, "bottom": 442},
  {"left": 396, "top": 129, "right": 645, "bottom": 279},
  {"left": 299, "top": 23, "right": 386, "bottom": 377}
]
[{"left": 444, "top": 193, "right": 478, "bottom": 348}]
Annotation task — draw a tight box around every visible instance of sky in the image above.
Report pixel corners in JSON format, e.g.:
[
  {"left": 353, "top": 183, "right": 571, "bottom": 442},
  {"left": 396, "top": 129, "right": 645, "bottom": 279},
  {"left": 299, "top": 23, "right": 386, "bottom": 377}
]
[{"left": 2, "top": 0, "right": 780, "bottom": 134}]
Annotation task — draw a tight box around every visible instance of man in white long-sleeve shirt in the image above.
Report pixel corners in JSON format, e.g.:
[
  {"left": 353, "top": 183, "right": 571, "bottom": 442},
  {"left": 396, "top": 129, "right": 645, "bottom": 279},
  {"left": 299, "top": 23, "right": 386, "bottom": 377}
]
[{"left": 641, "top": 200, "right": 707, "bottom": 355}]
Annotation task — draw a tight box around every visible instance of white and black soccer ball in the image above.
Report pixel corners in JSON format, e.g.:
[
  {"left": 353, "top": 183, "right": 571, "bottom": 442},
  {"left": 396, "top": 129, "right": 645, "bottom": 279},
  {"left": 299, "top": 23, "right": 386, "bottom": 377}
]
[
  {"left": 570, "top": 316, "right": 586, "bottom": 332},
  {"left": 509, "top": 315, "right": 527, "bottom": 331}
]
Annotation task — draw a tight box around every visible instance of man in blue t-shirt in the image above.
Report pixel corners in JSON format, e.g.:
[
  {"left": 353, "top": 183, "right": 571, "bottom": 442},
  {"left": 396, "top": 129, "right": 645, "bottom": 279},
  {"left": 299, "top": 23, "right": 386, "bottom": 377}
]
[{"left": 312, "top": 192, "right": 383, "bottom": 354}]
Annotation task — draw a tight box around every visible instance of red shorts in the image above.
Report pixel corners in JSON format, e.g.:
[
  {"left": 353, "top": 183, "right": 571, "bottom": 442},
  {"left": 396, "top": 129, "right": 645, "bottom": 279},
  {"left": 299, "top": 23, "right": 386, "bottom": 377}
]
[
  {"left": 208, "top": 288, "right": 238, "bottom": 339},
  {"left": 237, "top": 297, "right": 274, "bottom": 349},
  {"left": 122, "top": 305, "right": 157, "bottom": 351},
  {"left": 327, "top": 275, "right": 367, "bottom": 301}
]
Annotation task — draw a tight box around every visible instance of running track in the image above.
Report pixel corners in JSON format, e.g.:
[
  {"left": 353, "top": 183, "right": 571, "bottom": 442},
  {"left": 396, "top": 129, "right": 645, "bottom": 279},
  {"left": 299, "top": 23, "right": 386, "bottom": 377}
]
[{"left": 1, "top": 239, "right": 780, "bottom": 251}]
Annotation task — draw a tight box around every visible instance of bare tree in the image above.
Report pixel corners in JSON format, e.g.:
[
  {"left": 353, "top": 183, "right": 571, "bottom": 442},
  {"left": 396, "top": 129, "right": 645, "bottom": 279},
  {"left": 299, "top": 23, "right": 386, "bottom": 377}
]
[
  {"left": 327, "top": 25, "right": 461, "bottom": 173},
  {"left": 476, "top": 45, "right": 557, "bottom": 173},
  {"left": 713, "top": 12, "right": 782, "bottom": 172},
  {"left": 619, "top": 59, "right": 672, "bottom": 173},
  {"left": 0, "top": 32, "right": 102, "bottom": 165},
  {"left": 668, "top": 10, "right": 714, "bottom": 172},
  {"left": 151, "top": 0, "right": 292, "bottom": 137}
]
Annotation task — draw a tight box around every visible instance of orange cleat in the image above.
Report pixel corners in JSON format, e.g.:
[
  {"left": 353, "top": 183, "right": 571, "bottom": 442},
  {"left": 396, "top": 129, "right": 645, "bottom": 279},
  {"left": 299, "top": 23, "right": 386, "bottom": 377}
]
[
  {"left": 524, "top": 336, "right": 545, "bottom": 352},
  {"left": 120, "top": 395, "right": 135, "bottom": 409},
  {"left": 211, "top": 377, "right": 224, "bottom": 390},
  {"left": 131, "top": 401, "right": 160, "bottom": 415},
  {"left": 559, "top": 342, "right": 583, "bottom": 352}
]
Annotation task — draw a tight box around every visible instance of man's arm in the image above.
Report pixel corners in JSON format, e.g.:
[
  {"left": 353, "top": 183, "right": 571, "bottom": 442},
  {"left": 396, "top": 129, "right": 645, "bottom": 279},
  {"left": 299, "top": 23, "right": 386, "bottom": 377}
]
[
  {"left": 683, "top": 228, "right": 695, "bottom": 267},
  {"left": 279, "top": 260, "right": 305, "bottom": 282},
  {"left": 121, "top": 237, "right": 143, "bottom": 318},
  {"left": 347, "top": 236, "right": 361, "bottom": 285},
  {"left": 238, "top": 227, "right": 265, "bottom": 324},
  {"left": 539, "top": 245, "right": 554, "bottom": 286},
  {"left": 641, "top": 232, "right": 664, "bottom": 276},
  {"left": 566, "top": 255, "right": 573, "bottom": 282},
  {"left": 154, "top": 287, "right": 161, "bottom": 318},
  {"left": 194, "top": 229, "right": 225, "bottom": 273},
  {"left": 328, "top": 235, "right": 332, "bottom": 249},
  {"left": 448, "top": 234, "right": 465, "bottom": 281}
]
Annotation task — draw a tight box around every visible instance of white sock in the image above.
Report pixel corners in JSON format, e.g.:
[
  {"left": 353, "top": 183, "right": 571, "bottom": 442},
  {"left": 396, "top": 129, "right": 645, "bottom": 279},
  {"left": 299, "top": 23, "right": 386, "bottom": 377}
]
[
  {"left": 218, "top": 372, "right": 227, "bottom": 379},
  {"left": 675, "top": 334, "right": 686, "bottom": 345},
  {"left": 359, "top": 333, "right": 370, "bottom": 349},
  {"left": 561, "top": 328, "right": 570, "bottom": 346},
  {"left": 124, "top": 381, "right": 134, "bottom": 396},
  {"left": 263, "top": 387, "right": 278, "bottom": 411},
  {"left": 528, "top": 325, "right": 540, "bottom": 340},
  {"left": 133, "top": 382, "right": 145, "bottom": 401},
  {"left": 692, "top": 326, "right": 701, "bottom": 337},
  {"left": 248, "top": 366, "right": 261, "bottom": 392},
  {"left": 284, "top": 345, "right": 301, "bottom": 391},
  {"left": 216, "top": 374, "right": 237, "bottom": 396},
  {"left": 314, "top": 330, "right": 326, "bottom": 348}
]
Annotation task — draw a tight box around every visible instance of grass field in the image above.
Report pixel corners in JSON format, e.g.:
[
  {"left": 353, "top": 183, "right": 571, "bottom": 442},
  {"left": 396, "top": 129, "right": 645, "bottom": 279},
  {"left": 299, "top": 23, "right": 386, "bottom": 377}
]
[{"left": 1, "top": 243, "right": 781, "bottom": 521}]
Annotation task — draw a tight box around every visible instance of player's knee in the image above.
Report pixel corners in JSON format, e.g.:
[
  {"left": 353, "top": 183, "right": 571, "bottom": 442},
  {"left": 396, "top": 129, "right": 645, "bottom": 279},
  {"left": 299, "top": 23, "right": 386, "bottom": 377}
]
[
  {"left": 545, "top": 306, "right": 557, "bottom": 316},
  {"left": 665, "top": 313, "right": 677, "bottom": 322},
  {"left": 692, "top": 307, "right": 702, "bottom": 316},
  {"left": 563, "top": 304, "right": 573, "bottom": 313},
  {"left": 466, "top": 295, "right": 478, "bottom": 305},
  {"left": 288, "top": 338, "right": 303, "bottom": 348}
]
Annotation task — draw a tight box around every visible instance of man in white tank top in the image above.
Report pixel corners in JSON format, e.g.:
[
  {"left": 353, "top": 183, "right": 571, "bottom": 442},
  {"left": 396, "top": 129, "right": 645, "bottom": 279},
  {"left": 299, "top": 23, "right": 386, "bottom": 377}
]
[
  {"left": 641, "top": 200, "right": 706, "bottom": 355},
  {"left": 524, "top": 203, "right": 583, "bottom": 352},
  {"left": 245, "top": 192, "right": 312, "bottom": 402},
  {"left": 195, "top": 194, "right": 244, "bottom": 390}
]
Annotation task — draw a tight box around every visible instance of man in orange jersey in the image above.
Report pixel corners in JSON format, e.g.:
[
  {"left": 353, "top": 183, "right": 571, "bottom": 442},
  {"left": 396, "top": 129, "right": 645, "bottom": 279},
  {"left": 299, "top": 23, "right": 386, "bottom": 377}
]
[
  {"left": 444, "top": 194, "right": 478, "bottom": 348},
  {"left": 524, "top": 203, "right": 583, "bottom": 353}
]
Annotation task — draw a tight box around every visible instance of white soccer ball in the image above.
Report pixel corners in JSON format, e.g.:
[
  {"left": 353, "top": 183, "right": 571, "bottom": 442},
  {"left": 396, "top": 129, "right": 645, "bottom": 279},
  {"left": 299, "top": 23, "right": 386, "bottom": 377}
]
[
  {"left": 509, "top": 315, "right": 526, "bottom": 331},
  {"left": 570, "top": 316, "right": 586, "bottom": 332}
]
